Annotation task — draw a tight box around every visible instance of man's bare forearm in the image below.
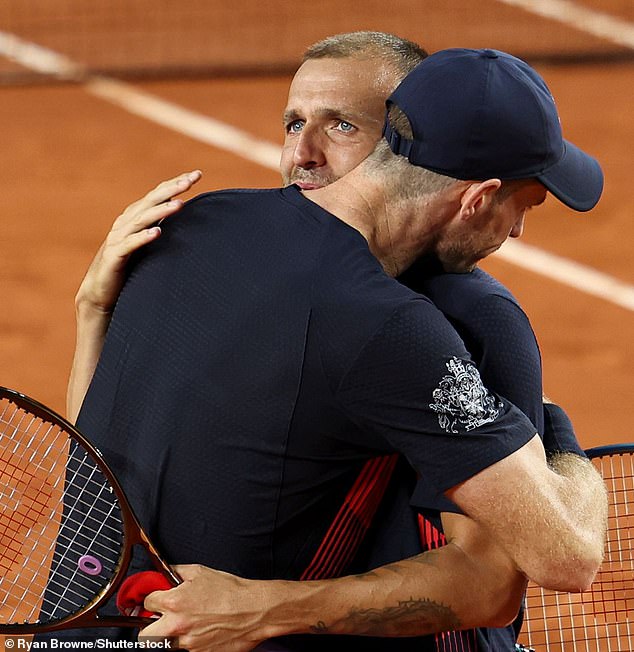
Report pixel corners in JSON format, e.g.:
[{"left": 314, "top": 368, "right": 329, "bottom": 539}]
[
  {"left": 264, "top": 534, "right": 524, "bottom": 639},
  {"left": 308, "top": 596, "right": 458, "bottom": 637},
  {"left": 301, "top": 556, "right": 462, "bottom": 638},
  {"left": 66, "top": 301, "right": 111, "bottom": 422},
  {"left": 141, "top": 514, "right": 526, "bottom": 648},
  {"left": 66, "top": 173, "right": 202, "bottom": 423},
  {"left": 450, "top": 435, "right": 607, "bottom": 592}
]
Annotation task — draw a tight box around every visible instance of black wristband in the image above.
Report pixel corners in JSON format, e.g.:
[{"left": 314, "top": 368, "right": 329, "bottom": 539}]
[{"left": 542, "top": 402, "right": 587, "bottom": 458}]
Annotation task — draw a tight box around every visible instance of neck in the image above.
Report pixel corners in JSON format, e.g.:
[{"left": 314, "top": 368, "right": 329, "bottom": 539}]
[{"left": 304, "top": 168, "right": 450, "bottom": 277}]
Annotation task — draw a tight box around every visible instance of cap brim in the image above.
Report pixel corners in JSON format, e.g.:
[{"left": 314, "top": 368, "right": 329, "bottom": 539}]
[{"left": 537, "top": 140, "right": 603, "bottom": 212}]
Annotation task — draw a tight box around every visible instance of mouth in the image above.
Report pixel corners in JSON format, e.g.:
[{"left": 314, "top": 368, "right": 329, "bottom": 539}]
[{"left": 294, "top": 181, "right": 324, "bottom": 190}]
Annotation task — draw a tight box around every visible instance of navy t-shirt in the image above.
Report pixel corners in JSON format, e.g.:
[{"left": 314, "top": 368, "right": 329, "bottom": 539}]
[
  {"left": 72, "top": 186, "right": 537, "bottom": 646},
  {"left": 354, "top": 261, "right": 546, "bottom": 651},
  {"left": 405, "top": 261, "right": 544, "bottom": 436},
  {"left": 406, "top": 261, "right": 545, "bottom": 513}
]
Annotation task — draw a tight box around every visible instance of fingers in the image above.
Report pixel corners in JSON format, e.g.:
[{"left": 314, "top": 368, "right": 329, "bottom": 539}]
[
  {"left": 108, "top": 169, "right": 202, "bottom": 254},
  {"left": 143, "top": 170, "right": 203, "bottom": 213},
  {"left": 115, "top": 170, "right": 203, "bottom": 234},
  {"left": 142, "top": 584, "right": 173, "bottom": 616},
  {"left": 138, "top": 566, "right": 261, "bottom": 652},
  {"left": 139, "top": 588, "right": 185, "bottom": 649},
  {"left": 137, "top": 618, "right": 178, "bottom": 651},
  {"left": 77, "top": 171, "right": 202, "bottom": 313}
]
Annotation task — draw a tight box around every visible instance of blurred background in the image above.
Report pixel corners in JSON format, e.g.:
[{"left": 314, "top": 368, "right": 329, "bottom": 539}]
[{"left": 1, "top": 0, "right": 633, "bottom": 446}]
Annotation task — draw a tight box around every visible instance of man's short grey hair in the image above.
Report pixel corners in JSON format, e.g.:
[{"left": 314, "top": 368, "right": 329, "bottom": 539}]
[
  {"left": 366, "top": 139, "right": 457, "bottom": 199},
  {"left": 303, "top": 31, "right": 428, "bottom": 79},
  {"left": 384, "top": 104, "right": 537, "bottom": 199},
  {"left": 385, "top": 102, "right": 415, "bottom": 139},
  {"left": 364, "top": 103, "right": 456, "bottom": 198}
]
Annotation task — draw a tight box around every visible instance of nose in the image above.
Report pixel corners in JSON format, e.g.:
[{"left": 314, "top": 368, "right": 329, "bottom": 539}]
[
  {"left": 510, "top": 213, "right": 526, "bottom": 238},
  {"left": 293, "top": 126, "right": 326, "bottom": 170}
]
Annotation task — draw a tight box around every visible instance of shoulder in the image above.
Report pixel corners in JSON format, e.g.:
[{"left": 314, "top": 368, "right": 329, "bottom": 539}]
[
  {"left": 419, "top": 267, "right": 519, "bottom": 309},
  {"left": 413, "top": 268, "right": 535, "bottom": 335},
  {"left": 313, "top": 269, "right": 461, "bottom": 395},
  {"left": 330, "top": 296, "right": 471, "bottom": 388},
  {"left": 177, "top": 187, "right": 291, "bottom": 220}
]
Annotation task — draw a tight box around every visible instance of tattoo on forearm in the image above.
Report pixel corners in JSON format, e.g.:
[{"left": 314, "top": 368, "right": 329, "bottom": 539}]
[{"left": 310, "top": 597, "right": 460, "bottom": 636}]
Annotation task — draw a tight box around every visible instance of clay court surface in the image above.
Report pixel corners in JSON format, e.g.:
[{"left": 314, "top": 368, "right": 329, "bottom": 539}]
[{"left": 0, "top": 1, "right": 632, "bottom": 448}]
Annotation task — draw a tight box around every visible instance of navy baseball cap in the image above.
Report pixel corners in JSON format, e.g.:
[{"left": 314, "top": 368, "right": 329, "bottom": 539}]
[{"left": 383, "top": 48, "right": 603, "bottom": 211}]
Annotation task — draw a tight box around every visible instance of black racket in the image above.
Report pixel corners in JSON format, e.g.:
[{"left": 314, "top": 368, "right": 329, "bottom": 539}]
[
  {"left": 519, "top": 443, "right": 634, "bottom": 651},
  {"left": 0, "top": 386, "right": 179, "bottom": 633}
]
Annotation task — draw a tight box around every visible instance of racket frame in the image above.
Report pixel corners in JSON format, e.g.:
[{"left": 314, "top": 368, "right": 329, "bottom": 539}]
[{"left": 0, "top": 386, "right": 180, "bottom": 633}]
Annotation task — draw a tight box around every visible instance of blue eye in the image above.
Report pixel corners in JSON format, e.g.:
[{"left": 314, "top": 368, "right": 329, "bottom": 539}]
[
  {"left": 337, "top": 121, "right": 354, "bottom": 132},
  {"left": 287, "top": 120, "right": 304, "bottom": 134}
]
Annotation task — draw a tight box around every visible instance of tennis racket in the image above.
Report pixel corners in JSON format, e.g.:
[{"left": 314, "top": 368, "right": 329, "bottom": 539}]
[
  {"left": 518, "top": 443, "right": 634, "bottom": 652},
  {"left": 0, "top": 386, "right": 180, "bottom": 634}
]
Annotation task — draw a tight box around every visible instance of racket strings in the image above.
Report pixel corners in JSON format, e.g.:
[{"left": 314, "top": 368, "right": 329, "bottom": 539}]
[
  {"left": 0, "top": 399, "right": 125, "bottom": 626},
  {"left": 0, "top": 412, "right": 62, "bottom": 575},
  {"left": 42, "top": 455, "right": 123, "bottom": 619},
  {"left": 521, "top": 449, "right": 634, "bottom": 651},
  {"left": 47, "top": 479, "right": 123, "bottom": 619}
]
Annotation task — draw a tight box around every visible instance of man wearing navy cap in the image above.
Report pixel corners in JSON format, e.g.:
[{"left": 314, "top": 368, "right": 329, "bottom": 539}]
[
  {"left": 382, "top": 49, "right": 602, "bottom": 212},
  {"left": 74, "top": 49, "right": 607, "bottom": 650}
]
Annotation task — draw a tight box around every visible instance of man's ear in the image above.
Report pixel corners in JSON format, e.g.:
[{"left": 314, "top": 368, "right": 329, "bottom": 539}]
[{"left": 458, "top": 179, "right": 502, "bottom": 220}]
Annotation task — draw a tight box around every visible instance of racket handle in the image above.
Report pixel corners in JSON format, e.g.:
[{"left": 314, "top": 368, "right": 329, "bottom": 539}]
[{"left": 116, "top": 571, "right": 174, "bottom": 618}]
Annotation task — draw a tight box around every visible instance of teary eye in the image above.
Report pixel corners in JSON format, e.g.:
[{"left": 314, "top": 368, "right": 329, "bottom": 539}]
[
  {"left": 286, "top": 120, "right": 304, "bottom": 134},
  {"left": 336, "top": 121, "right": 355, "bottom": 132}
]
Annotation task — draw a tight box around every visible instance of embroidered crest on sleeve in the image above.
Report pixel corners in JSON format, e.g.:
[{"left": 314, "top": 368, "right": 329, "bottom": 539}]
[{"left": 430, "top": 357, "right": 502, "bottom": 433}]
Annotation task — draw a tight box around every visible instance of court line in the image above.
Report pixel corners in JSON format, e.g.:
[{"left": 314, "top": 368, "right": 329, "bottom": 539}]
[
  {"left": 0, "top": 31, "right": 280, "bottom": 170},
  {"left": 1, "top": 29, "right": 633, "bottom": 312},
  {"left": 86, "top": 77, "right": 282, "bottom": 170},
  {"left": 497, "top": 0, "right": 634, "bottom": 49},
  {"left": 0, "top": 30, "right": 85, "bottom": 78},
  {"left": 496, "top": 240, "right": 634, "bottom": 311}
]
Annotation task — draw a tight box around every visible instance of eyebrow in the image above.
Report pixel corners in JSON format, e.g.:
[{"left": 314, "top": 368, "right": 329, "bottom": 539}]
[
  {"left": 282, "top": 109, "right": 300, "bottom": 125},
  {"left": 282, "top": 107, "right": 355, "bottom": 125}
]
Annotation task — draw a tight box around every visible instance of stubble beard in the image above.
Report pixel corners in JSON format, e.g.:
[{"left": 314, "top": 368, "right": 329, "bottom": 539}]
[{"left": 286, "top": 168, "right": 339, "bottom": 189}]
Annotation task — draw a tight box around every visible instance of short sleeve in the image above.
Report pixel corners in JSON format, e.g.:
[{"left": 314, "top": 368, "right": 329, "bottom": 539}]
[
  {"left": 464, "top": 294, "right": 544, "bottom": 434},
  {"left": 336, "top": 299, "right": 537, "bottom": 498}
]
